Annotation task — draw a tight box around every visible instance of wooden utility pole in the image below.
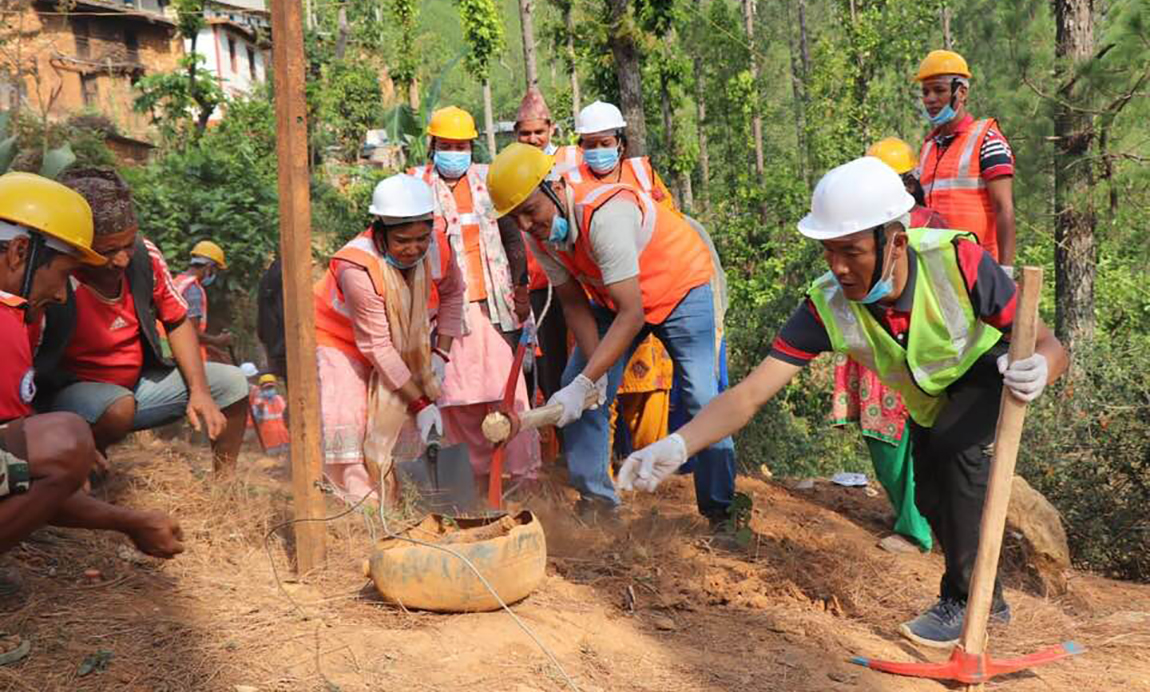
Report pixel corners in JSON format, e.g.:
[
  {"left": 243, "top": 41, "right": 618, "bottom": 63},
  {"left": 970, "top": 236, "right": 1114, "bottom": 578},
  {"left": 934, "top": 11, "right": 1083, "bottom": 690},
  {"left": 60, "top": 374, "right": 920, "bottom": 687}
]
[{"left": 270, "top": 0, "right": 326, "bottom": 574}]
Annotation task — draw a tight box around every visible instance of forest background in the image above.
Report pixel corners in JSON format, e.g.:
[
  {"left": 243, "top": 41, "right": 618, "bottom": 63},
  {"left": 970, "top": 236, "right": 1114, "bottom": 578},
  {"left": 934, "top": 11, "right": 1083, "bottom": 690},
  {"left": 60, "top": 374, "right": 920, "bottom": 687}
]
[{"left": 7, "top": 0, "right": 1148, "bottom": 582}]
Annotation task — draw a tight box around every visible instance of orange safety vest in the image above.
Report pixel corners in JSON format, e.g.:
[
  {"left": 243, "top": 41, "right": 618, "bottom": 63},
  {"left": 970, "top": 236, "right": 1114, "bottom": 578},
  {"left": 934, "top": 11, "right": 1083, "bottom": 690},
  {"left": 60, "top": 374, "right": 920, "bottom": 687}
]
[
  {"left": 564, "top": 156, "right": 677, "bottom": 212},
  {"left": 249, "top": 384, "right": 290, "bottom": 455},
  {"left": 313, "top": 227, "right": 452, "bottom": 363},
  {"left": 553, "top": 144, "right": 582, "bottom": 169},
  {"left": 173, "top": 272, "right": 208, "bottom": 360},
  {"left": 542, "top": 179, "right": 713, "bottom": 325},
  {"left": 409, "top": 163, "right": 492, "bottom": 303},
  {"left": 917, "top": 118, "right": 1000, "bottom": 261}
]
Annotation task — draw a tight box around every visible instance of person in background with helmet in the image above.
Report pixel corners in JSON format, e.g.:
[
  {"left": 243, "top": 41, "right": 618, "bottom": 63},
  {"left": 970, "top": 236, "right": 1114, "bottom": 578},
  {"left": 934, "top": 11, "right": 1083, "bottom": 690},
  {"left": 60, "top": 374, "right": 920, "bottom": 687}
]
[
  {"left": 410, "top": 106, "right": 541, "bottom": 484},
  {"left": 32, "top": 168, "right": 249, "bottom": 473},
  {"left": 174, "top": 240, "right": 233, "bottom": 361},
  {"left": 313, "top": 174, "right": 465, "bottom": 502},
  {"left": 249, "top": 373, "right": 289, "bottom": 457},
  {"left": 504, "top": 87, "right": 572, "bottom": 404},
  {"left": 0, "top": 172, "right": 183, "bottom": 563},
  {"left": 915, "top": 50, "right": 1017, "bottom": 271},
  {"left": 488, "top": 143, "right": 734, "bottom": 524},
  {"left": 618, "top": 157, "right": 1069, "bottom": 647},
  {"left": 868, "top": 137, "right": 947, "bottom": 230},
  {"left": 568, "top": 101, "right": 676, "bottom": 210}
]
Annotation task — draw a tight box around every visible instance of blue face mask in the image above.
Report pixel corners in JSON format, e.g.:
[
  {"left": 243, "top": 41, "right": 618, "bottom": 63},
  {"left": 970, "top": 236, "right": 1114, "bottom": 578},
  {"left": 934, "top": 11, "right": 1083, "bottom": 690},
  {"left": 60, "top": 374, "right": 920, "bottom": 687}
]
[
  {"left": 434, "top": 150, "right": 471, "bottom": 178},
  {"left": 584, "top": 147, "right": 620, "bottom": 175},
  {"left": 385, "top": 253, "right": 422, "bottom": 270},
  {"left": 852, "top": 234, "right": 896, "bottom": 304},
  {"left": 921, "top": 101, "right": 958, "bottom": 127},
  {"left": 548, "top": 214, "right": 570, "bottom": 243},
  {"left": 201, "top": 272, "right": 216, "bottom": 287}
]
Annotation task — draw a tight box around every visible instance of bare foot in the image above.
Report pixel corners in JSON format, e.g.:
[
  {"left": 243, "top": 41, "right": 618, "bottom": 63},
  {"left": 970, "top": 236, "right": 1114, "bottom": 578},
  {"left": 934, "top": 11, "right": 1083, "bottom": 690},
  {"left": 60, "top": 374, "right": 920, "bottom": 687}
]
[{"left": 124, "top": 511, "right": 185, "bottom": 559}]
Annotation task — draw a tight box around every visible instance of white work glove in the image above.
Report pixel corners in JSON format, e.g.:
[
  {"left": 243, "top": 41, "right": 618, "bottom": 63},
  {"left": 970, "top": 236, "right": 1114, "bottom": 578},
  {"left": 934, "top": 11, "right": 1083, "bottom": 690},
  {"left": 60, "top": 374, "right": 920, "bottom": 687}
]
[
  {"left": 997, "top": 352, "right": 1049, "bottom": 403},
  {"left": 1000, "top": 265, "right": 1014, "bottom": 279},
  {"left": 547, "top": 373, "right": 606, "bottom": 427},
  {"left": 617, "top": 434, "right": 688, "bottom": 493},
  {"left": 431, "top": 350, "right": 448, "bottom": 383},
  {"left": 415, "top": 404, "right": 443, "bottom": 443}
]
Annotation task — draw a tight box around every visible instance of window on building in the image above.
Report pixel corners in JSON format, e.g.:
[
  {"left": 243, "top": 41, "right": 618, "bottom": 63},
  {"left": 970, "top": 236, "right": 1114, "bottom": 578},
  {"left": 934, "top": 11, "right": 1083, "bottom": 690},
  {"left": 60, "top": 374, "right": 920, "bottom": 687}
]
[
  {"left": 247, "top": 46, "right": 256, "bottom": 81},
  {"left": 81, "top": 74, "right": 99, "bottom": 106},
  {"left": 228, "top": 37, "right": 237, "bottom": 75},
  {"left": 125, "top": 30, "right": 139, "bottom": 63},
  {"left": 74, "top": 19, "right": 90, "bottom": 59}
]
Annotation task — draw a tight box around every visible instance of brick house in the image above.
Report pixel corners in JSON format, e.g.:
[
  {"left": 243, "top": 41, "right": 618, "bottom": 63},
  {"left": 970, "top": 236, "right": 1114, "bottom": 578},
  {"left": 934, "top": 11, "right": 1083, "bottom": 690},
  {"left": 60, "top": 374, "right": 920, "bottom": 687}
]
[{"left": 0, "top": 0, "right": 182, "bottom": 141}]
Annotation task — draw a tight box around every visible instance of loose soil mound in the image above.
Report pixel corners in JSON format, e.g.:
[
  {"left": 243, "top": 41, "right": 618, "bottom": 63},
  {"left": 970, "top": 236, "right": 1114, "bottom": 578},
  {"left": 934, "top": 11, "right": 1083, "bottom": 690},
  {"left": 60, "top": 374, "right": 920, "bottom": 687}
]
[{"left": 1, "top": 436, "right": 1147, "bottom": 691}]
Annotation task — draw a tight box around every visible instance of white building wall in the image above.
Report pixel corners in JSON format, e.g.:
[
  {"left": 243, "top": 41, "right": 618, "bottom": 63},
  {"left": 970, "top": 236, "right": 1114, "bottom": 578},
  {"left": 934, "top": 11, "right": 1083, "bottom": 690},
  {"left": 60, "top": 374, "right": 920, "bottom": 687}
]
[{"left": 184, "top": 24, "right": 268, "bottom": 121}]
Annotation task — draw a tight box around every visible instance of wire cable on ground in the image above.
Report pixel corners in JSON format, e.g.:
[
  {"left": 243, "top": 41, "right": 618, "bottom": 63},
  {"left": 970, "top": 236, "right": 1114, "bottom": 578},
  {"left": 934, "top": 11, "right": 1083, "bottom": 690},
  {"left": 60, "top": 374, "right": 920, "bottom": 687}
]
[{"left": 263, "top": 475, "right": 582, "bottom": 692}]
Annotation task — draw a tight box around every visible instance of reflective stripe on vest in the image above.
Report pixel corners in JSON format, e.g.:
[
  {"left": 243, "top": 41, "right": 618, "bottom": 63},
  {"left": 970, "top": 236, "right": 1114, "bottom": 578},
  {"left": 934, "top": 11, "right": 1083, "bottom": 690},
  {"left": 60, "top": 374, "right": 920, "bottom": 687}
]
[
  {"left": 919, "top": 118, "right": 999, "bottom": 260},
  {"left": 314, "top": 229, "right": 450, "bottom": 361},
  {"left": 807, "top": 227, "right": 1002, "bottom": 428},
  {"left": 173, "top": 273, "right": 207, "bottom": 331},
  {"left": 547, "top": 178, "right": 713, "bottom": 325}
]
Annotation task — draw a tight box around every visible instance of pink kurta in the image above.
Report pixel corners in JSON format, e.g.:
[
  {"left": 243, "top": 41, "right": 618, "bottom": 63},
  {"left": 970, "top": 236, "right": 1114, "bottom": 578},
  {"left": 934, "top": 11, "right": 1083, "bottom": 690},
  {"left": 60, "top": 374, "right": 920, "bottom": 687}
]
[
  {"left": 318, "top": 255, "right": 465, "bottom": 501},
  {"left": 439, "top": 302, "right": 541, "bottom": 479}
]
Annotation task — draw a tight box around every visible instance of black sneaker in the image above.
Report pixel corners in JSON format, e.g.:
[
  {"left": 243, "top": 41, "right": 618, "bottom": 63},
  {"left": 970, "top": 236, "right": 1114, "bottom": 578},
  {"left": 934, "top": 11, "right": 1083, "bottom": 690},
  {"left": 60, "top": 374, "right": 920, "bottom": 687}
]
[
  {"left": 574, "top": 498, "right": 620, "bottom": 524},
  {"left": 899, "top": 598, "right": 1013, "bottom": 648}
]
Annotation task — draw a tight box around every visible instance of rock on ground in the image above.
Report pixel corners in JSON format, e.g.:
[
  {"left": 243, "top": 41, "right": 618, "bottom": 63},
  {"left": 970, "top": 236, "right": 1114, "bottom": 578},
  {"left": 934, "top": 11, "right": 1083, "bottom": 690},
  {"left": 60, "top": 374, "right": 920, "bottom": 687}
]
[{"left": 1007, "top": 475, "right": 1072, "bottom": 596}]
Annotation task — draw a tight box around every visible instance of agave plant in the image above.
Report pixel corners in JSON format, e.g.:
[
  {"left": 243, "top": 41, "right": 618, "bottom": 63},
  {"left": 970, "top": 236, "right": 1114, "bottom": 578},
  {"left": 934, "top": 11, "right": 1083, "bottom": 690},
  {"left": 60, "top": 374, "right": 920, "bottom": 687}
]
[{"left": 0, "top": 111, "right": 77, "bottom": 179}]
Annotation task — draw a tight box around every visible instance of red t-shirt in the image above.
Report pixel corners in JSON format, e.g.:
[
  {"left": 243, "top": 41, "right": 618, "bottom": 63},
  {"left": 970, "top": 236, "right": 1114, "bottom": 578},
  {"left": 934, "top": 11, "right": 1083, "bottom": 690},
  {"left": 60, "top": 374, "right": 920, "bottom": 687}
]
[
  {"left": 62, "top": 239, "right": 188, "bottom": 389},
  {"left": 0, "top": 292, "right": 35, "bottom": 423}
]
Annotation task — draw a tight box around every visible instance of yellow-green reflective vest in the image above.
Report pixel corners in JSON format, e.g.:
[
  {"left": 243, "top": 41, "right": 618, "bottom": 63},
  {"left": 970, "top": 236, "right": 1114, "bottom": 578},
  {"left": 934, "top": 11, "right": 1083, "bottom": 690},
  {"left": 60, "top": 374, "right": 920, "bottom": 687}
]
[{"left": 807, "top": 228, "right": 1002, "bottom": 428}]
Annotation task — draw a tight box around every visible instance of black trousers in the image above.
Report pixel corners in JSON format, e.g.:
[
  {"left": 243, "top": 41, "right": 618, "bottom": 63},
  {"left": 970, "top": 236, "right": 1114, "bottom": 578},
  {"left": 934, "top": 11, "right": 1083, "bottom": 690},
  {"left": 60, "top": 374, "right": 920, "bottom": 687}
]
[
  {"left": 909, "top": 344, "right": 1009, "bottom": 605},
  {"left": 529, "top": 287, "right": 568, "bottom": 403}
]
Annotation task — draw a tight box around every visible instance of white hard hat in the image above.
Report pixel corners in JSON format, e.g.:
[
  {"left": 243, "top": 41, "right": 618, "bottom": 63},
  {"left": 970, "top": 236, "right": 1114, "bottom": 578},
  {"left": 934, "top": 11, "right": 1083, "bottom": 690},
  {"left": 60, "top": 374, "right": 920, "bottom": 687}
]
[
  {"left": 240, "top": 362, "right": 259, "bottom": 378},
  {"left": 575, "top": 101, "right": 627, "bottom": 135},
  {"left": 797, "top": 157, "right": 916, "bottom": 240},
  {"left": 368, "top": 173, "right": 435, "bottom": 223}
]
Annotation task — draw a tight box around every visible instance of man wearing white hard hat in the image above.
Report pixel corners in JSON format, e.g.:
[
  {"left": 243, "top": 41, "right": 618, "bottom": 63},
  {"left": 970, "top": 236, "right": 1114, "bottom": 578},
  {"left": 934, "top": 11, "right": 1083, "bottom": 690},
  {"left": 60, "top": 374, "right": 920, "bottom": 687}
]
[
  {"left": 314, "top": 174, "right": 465, "bottom": 502},
  {"left": 618, "top": 156, "right": 1069, "bottom": 648}
]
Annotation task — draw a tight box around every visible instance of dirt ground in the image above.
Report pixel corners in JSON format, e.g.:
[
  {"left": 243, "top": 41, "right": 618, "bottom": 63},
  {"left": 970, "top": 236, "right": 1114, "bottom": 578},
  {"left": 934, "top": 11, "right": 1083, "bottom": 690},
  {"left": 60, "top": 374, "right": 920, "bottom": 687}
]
[{"left": 2, "top": 434, "right": 1149, "bottom": 692}]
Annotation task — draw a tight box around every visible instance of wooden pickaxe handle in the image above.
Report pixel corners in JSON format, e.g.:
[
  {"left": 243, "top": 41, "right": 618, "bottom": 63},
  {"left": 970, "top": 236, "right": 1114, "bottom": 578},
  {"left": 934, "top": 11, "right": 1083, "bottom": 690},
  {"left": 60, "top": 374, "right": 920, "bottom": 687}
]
[
  {"left": 482, "top": 388, "right": 602, "bottom": 444},
  {"left": 959, "top": 267, "right": 1043, "bottom": 681}
]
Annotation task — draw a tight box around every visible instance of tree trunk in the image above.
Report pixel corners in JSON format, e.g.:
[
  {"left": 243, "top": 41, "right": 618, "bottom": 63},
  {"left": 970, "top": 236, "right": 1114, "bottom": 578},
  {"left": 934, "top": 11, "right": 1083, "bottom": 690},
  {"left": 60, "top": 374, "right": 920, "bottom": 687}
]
[
  {"left": 1052, "top": 0, "right": 1096, "bottom": 353},
  {"left": 483, "top": 79, "right": 497, "bottom": 158},
  {"left": 798, "top": 0, "right": 810, "bottom": 76},
  {"left": 659, "top": 75, "right": 684, "bottom": 209},
  {"left": 607, "top": 0, "right": 647, "bottom": 156},
  {"left": 693, "top": 53, "right": 709, "bottom": 211},
  {"left": 408, "top": 79, "right": 419, "bottom": 110},
  {"left": 334, "top": 6, "right": 349, "bottom": 60},
  {"left": 565, "top": 4, "right": 581, "bottom": 120},
  {"left": 941, "top": 4, "right": 953, "bottom": 49},
  {"left": 518, "top": 0, "right": 539, "bottom": 89},
  {"left": 787, "top": 0, "right": 808, "bottom": 187},
  {"left": 741, "top": 0, "right": 767, "bottom": 224}
]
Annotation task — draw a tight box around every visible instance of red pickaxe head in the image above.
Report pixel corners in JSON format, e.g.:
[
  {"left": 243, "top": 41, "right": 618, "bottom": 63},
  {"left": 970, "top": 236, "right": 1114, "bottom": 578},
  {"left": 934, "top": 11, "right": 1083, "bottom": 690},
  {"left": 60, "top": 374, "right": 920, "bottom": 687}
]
[{"left": 851, "top": 641, "right": 1084, "bottom": 684}]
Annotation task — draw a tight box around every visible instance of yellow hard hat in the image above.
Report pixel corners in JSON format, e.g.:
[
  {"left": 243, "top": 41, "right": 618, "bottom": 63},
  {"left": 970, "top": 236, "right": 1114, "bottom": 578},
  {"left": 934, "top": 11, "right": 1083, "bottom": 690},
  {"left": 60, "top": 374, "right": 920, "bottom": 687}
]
[
  {"left": 190, "top": 240, "right": 227, "bottom": 269},
  {"left": 258, "top": 373, "right": 277, "bottom": 386},
  {"left": 866, "top": 137, "right": 918, "bottom": 175},
  {"left": 0, "top": 172, "right": 103, "bottom": 266},
  {"left": 915, "top": 50, "right": 971, "bottom": 81},
  {"left": 487, "top": 143, "right": 556, "bottom": 217},
  {"left": 427, "top": 106, "right": 478, "bottom": 140}
]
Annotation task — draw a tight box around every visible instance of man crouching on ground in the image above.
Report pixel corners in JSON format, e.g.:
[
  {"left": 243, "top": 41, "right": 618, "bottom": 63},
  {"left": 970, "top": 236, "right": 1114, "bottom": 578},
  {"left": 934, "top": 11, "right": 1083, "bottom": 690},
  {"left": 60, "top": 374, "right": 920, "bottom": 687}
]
[
  {"left": 0, "top": 172, "right": 183, "bottom": 558},
  {"left": 32, "top": 168, "right": 248, "bottom": 473}
]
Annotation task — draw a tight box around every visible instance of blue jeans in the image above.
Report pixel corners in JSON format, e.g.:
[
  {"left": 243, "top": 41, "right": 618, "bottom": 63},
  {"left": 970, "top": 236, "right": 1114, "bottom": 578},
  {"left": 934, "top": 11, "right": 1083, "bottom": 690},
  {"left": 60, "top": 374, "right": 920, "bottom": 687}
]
[{"left": 562, "top": 284, "right": 736, "bottom": 517}]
